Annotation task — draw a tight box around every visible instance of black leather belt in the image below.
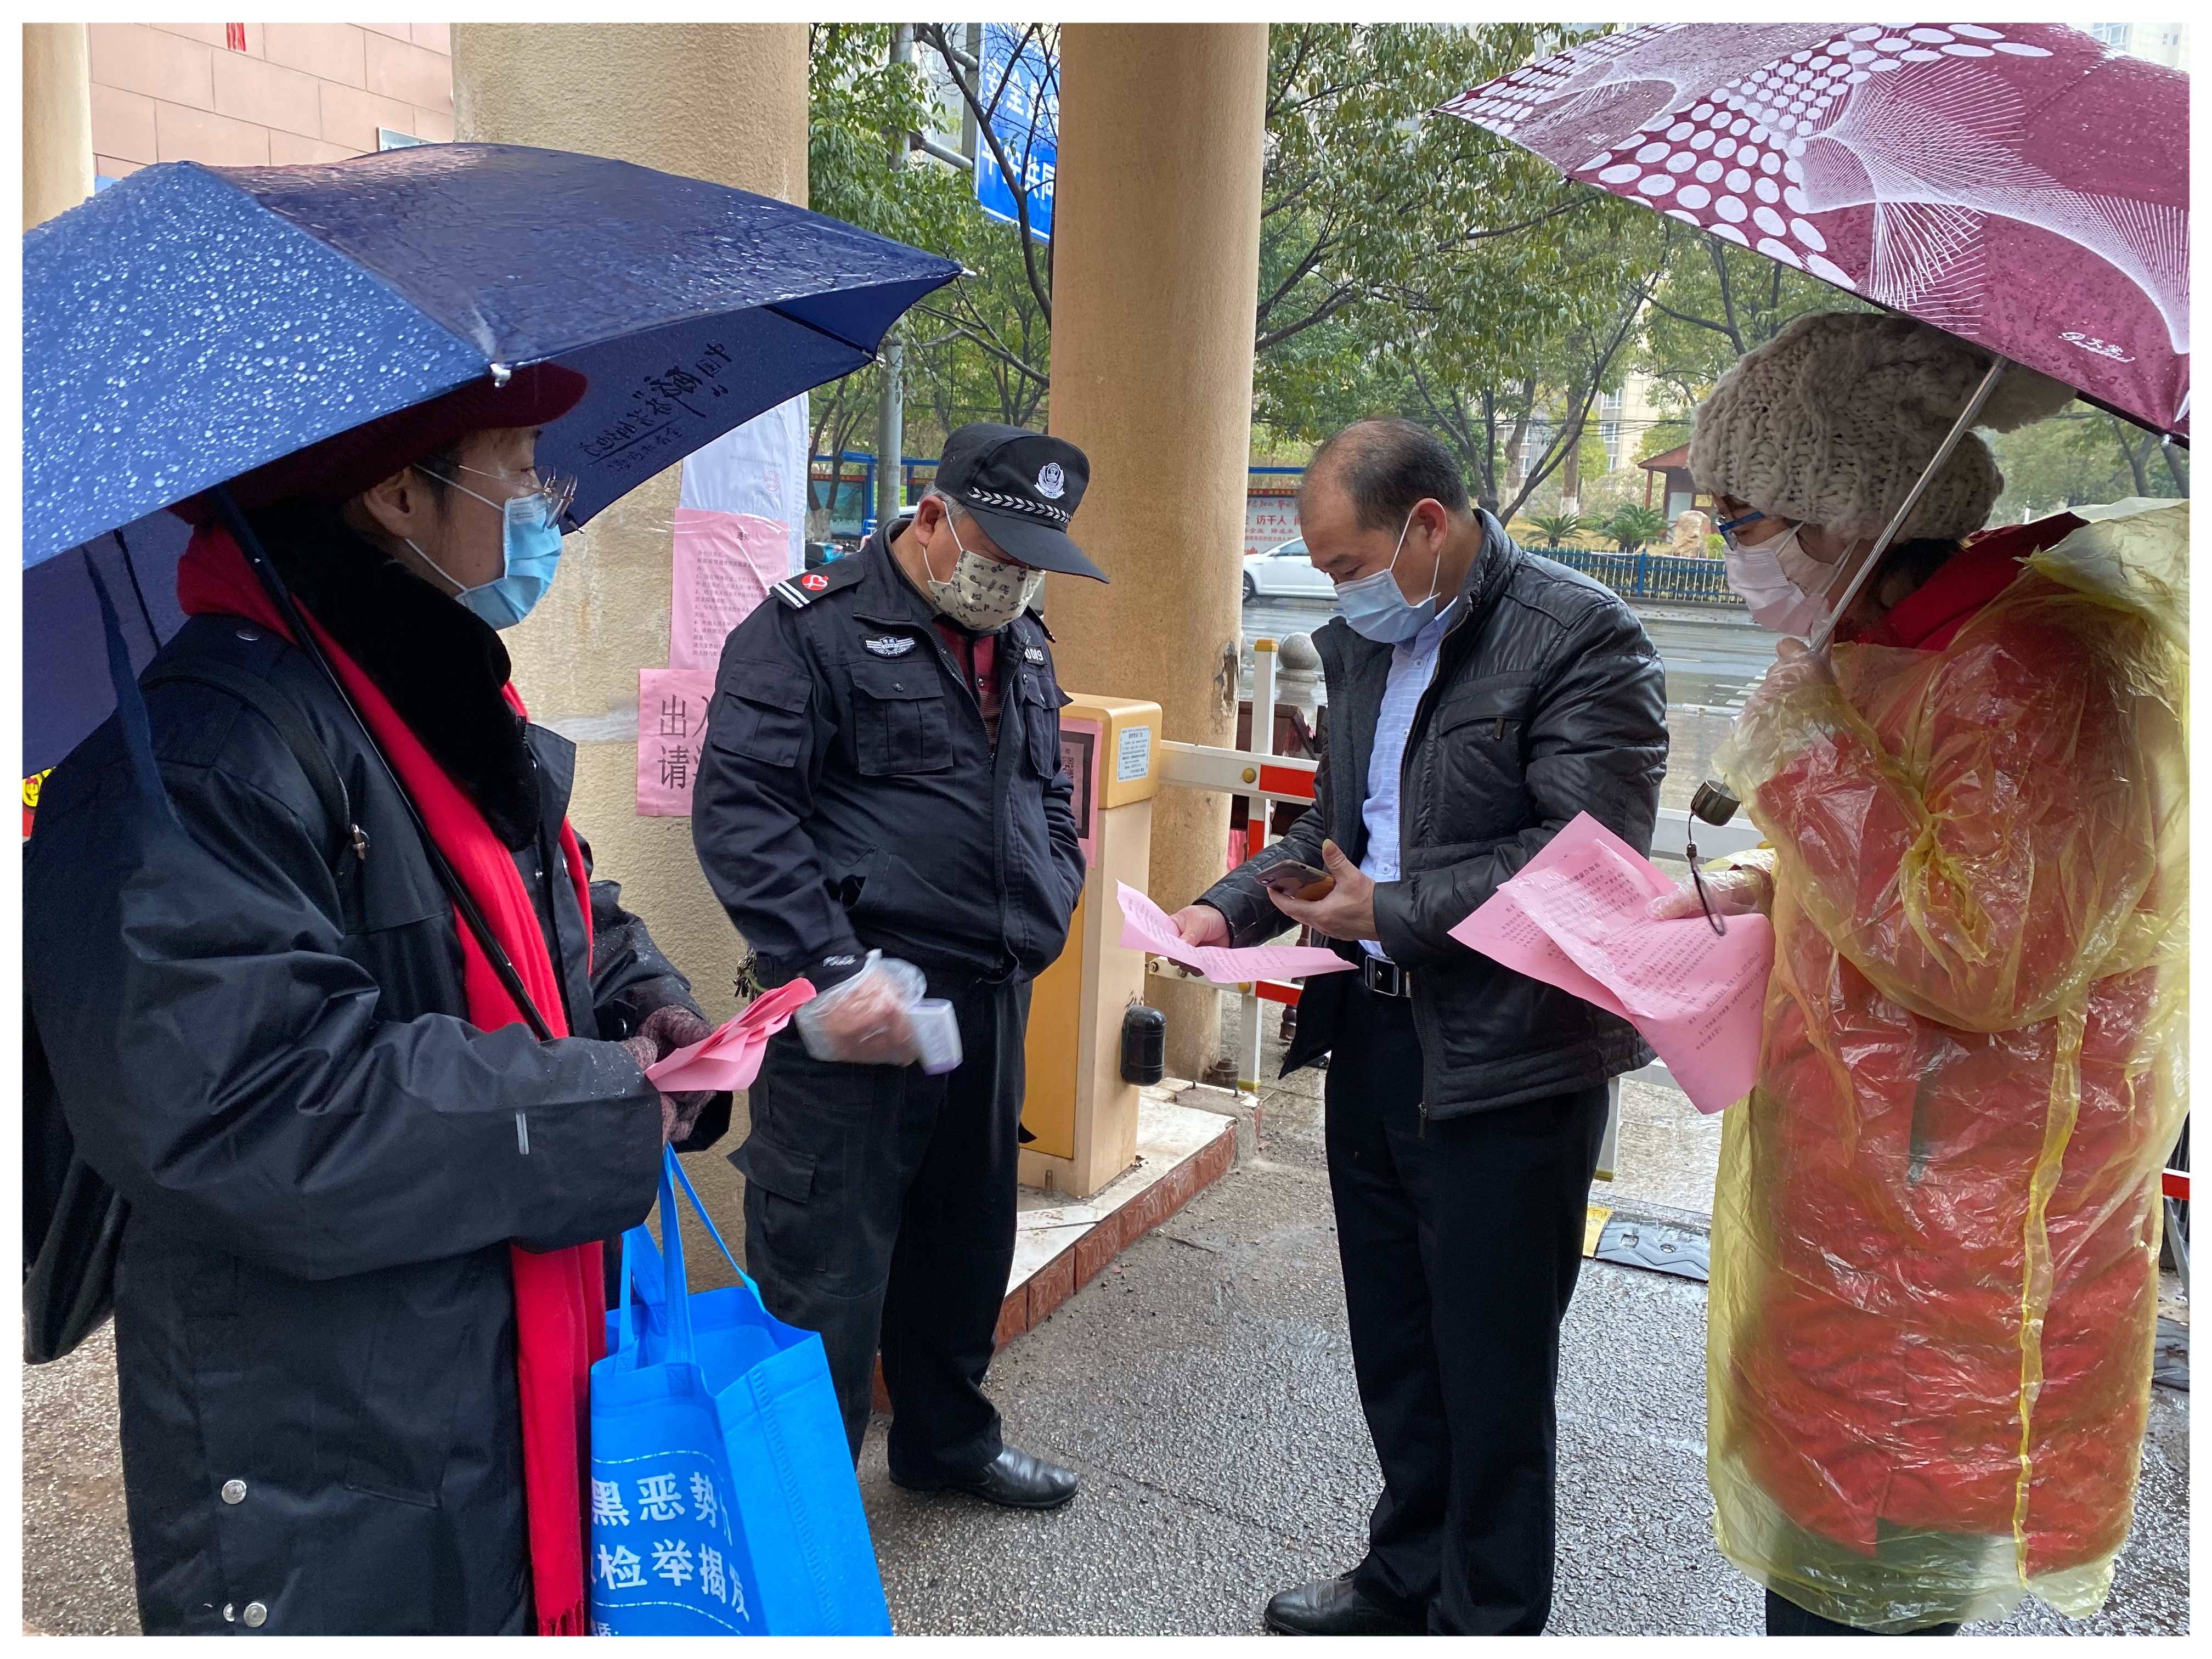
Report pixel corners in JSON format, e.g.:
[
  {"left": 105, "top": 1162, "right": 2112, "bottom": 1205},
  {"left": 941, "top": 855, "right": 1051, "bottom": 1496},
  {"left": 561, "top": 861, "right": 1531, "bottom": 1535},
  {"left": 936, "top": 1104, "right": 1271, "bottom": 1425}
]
[{"left": 1361, "top": 954, "right": 1412, "bottom": 998}]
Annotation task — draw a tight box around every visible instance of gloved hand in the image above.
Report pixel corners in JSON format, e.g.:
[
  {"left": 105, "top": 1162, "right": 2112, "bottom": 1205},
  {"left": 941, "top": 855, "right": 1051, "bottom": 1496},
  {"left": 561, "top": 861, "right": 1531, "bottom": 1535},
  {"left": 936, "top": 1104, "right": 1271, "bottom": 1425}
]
[
  {"left": 618, "top": 1005, "right": 719, "bottom": 1143},
  {"left": 1645, "top": 864, "right": 1773, "bottom": 922},
  {"left": 638, "top": 1003, "right": 713, "bottom": 1054},
  {"left": 793, "top": 951, "right": 926, "bottom": 1067}
]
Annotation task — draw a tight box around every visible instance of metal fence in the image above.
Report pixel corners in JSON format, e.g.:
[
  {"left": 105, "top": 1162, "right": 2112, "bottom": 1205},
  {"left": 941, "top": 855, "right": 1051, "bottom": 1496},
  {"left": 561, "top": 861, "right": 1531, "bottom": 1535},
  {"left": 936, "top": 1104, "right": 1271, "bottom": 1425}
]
[{"left": 1527, "top": 545, "right": 1742, "bottom": 608}]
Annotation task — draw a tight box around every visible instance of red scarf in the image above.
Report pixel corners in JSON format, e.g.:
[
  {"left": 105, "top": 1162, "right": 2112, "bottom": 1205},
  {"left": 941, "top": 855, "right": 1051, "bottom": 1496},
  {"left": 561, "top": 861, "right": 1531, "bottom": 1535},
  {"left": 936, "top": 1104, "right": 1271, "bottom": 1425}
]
[
  {"left": 1842, "top": 514, "right": 2086, "bottom": 652},
  {"left": 178, "top": 524, "right": 602, "bottom": 1635}
]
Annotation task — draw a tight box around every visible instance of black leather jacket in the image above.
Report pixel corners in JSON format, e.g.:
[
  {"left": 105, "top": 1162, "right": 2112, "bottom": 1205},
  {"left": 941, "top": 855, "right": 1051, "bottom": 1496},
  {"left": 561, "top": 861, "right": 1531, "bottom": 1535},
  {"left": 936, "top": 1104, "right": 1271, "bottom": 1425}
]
[{"left": 1200, "top": 515, "right": 1668, "bottom": 1119}]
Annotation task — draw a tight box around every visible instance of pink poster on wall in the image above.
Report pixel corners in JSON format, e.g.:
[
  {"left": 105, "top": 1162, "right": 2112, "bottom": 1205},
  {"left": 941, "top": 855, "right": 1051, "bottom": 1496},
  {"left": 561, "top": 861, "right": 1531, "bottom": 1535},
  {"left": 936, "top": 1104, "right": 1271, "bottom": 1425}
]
[
  {"left": 1245, "top": 495, "right": 1300, "bottom": 558},
  {"left": 639, "top": 394, "right": 807, "bottom": 817},
  {"left": 635, "top": 668, "right": 718, "bottom": 817},
  {"left": 670, "top": 508, "right": 789, "bottom": 673}
]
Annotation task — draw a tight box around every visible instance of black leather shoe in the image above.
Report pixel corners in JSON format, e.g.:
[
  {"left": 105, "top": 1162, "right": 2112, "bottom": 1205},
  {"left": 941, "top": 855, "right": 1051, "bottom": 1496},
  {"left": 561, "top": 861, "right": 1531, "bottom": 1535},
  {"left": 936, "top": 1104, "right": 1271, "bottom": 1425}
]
[
  {"left": 1264, "top": 1574, "right": 1426, "bottom": 1636},
  {"left": 896, "top": 1445, "right": 1079, "bottom": 1510}
]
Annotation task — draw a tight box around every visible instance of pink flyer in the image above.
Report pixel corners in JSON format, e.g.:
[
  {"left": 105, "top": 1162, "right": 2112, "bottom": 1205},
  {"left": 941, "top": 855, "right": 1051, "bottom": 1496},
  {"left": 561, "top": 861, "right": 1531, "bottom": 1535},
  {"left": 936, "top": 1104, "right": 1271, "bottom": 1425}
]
[
  {"left": 1117, "top": 882, "right": 1355, "bottom": 985},
  {"left": 635, "top": 668, "right": 717, "bottom": 817},
  {"left": 670, "top": 507, "right": 789, "bottom": 672},
  {"left": 646, "top": 979, "right": 815, "bottom": 1094},
  {"left": 1451, "top": 813, "right": 1773, "bottom": 1114}
]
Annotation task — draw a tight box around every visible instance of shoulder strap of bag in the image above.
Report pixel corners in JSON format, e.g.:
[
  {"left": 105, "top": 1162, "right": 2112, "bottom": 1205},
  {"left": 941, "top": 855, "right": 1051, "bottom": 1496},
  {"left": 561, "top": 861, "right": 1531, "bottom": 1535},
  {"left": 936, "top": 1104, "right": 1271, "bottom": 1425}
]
[{"left": 143, "top": 658, "right": 354, "bottom": 873}]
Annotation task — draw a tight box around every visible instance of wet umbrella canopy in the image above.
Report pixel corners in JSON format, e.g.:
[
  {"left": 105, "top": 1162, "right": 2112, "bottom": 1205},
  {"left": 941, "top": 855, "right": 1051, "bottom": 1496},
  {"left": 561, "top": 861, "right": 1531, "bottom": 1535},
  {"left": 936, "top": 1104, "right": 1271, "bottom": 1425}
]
[
  {"left": 22, "top": 143, "right": 960, "bottom": 565},
  {"left": 21, "top": 143, "right": 960, "bottom": 773},
  {"left": 1441, "top": 23, "right": 2189, "bottom": 438}
]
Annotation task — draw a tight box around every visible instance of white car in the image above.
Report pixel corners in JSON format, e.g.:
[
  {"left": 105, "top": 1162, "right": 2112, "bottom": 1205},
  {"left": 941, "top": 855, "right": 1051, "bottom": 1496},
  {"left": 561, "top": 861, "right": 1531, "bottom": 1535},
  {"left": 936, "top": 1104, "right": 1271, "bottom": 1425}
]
[{"left": 1242, "top": 537, "right": 1333, "bottom": 600}]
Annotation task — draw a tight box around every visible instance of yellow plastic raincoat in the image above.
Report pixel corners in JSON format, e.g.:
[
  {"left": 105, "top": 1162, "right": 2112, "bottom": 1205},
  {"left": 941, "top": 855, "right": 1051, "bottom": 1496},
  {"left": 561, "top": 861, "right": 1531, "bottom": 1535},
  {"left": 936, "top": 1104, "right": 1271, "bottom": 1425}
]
[{"left": 1708, "top": 500, "right": 2188, "bottom": 1631}]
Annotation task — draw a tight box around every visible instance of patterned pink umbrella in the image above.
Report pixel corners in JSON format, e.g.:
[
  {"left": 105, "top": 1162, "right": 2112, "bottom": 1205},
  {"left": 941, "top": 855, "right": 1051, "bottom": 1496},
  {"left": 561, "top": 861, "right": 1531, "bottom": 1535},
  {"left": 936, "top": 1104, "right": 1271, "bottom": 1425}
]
[{"left": 1441, "top": 22, "right": 2188, "bottom": 437}]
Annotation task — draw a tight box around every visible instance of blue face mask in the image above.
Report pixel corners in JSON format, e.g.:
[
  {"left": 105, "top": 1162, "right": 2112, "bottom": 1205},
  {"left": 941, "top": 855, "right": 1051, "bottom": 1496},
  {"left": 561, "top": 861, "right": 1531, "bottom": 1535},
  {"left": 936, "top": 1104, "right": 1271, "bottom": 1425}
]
[
  {"left": 408, "top": 472, "right": 568, "bottom": 629},
  {"left": 1333, "top": 510, "right": 1439, "bottom": 644}
]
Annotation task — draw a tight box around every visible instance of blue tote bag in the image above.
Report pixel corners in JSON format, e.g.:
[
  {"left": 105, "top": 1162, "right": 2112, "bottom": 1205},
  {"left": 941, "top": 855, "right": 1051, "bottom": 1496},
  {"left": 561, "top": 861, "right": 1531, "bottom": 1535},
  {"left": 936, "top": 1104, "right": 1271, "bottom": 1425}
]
[{"left": 589, "top": 1147, "right": 892, "bottom": 1636}]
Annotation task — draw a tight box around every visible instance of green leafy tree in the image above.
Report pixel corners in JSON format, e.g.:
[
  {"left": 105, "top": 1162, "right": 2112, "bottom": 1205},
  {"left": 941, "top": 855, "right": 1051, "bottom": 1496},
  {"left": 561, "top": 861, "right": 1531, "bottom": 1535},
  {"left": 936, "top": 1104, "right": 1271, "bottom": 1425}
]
[
  {"left": 1523, "top": 510, "right": 1585, "bottom": 549},
  {"left": 1638, "top": 229, "right": 1877, "bottom": 419},
  {"left": 1251, "top": 24, "right": 1677, "bottom": 517},
  {"left": 1390, "top": 201, "right": 1668, "bottom": 518},
  {"left": 805, "top": 23, "right": 1068, "bottom": 512},
  {"left": 1599, "top": 503, "right": 1668, "bottom": 554},
  {"left": 808, "top": 24, "right": 973, "bottom": 250},
  {"left": 901, "top": 23, "right": 1063, "bottom": 436},
  {"left": 805, "top": 24, "right": 970, "bottom": 514},
  {"left": 1988, "top": 402, "right": 2188, "bottom": 521}
]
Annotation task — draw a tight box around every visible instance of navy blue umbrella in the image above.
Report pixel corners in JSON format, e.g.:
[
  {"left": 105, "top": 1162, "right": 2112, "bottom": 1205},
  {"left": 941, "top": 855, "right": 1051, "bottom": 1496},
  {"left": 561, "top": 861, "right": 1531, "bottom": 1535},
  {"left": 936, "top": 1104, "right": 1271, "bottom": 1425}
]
[{"left": 22, "top": 142, "right": 959, "bottom": 774}]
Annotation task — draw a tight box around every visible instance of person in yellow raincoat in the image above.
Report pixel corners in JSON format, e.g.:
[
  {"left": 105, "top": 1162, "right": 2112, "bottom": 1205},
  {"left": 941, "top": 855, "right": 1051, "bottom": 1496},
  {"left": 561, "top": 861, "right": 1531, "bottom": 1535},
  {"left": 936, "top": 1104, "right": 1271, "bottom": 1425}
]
[{"left": 1650, "top": 314, "right": 2188, "bottom": 1634}]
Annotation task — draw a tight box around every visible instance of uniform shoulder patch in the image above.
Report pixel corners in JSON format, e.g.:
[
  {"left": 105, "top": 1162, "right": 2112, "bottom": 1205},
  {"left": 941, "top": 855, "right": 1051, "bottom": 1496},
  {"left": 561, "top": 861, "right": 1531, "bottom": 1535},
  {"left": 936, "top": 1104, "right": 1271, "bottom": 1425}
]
[{"left": 771, "top": 558, "right": 867, "bottom": 610}]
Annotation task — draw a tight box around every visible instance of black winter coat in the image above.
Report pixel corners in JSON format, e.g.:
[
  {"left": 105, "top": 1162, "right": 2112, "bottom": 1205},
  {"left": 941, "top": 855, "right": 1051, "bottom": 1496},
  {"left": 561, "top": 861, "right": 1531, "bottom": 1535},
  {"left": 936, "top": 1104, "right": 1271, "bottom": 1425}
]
[
  {"left": 24, "top": 608, "right": 702, "bottom": 1635},
  {"left": 691, "top": 521, "right": 1085, "bottom": 990},
  {"left": 1200, "top": 516, "right": 1669, "bottom": 1118}
]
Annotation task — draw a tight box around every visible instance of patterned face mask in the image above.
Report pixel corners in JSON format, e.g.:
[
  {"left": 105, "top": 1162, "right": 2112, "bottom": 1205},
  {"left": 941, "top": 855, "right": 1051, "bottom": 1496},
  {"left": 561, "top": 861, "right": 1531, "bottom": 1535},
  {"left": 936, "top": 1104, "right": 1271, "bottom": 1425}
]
[{"left": 923, "top": 511, "right": 1044, "bottom": 631}]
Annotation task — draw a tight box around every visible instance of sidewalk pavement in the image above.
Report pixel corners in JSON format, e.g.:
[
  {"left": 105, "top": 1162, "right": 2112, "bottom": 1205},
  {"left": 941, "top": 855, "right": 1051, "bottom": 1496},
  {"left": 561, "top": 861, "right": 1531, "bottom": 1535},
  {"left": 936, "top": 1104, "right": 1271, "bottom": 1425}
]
[{"left": 20, "top": 1026, "right": 2190, "bottom": 1635}]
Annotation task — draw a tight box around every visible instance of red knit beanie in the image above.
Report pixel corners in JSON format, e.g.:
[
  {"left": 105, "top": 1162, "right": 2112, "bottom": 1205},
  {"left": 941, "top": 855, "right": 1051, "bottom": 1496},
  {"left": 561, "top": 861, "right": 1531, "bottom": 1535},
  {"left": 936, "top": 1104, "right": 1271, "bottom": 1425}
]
[{"left": 170, "top": 362, "right": 588, "bottom": 524}]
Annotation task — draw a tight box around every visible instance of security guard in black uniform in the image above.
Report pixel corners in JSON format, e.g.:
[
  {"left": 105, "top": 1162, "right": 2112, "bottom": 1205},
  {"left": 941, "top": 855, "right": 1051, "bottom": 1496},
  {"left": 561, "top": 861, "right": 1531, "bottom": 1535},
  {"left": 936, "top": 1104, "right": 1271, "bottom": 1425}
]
[{"left": 692, "top": 423, "right": 1104, "bottom": 1509}]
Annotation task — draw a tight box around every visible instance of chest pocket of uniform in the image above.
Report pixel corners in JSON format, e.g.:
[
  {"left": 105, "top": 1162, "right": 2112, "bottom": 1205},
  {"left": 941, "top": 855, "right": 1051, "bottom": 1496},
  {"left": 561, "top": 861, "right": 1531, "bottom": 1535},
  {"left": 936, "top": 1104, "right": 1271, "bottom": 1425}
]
[
  {"left": 349, "top": 834, "right": 444, "bottom": 936},
  {"left": 707, "top": 676, "right": 810, "bottom": 768},
  {"left": 1015, "top": 673, "right": 1070, "bottom": 777},
  {"left": 849, "top": 658, "right": 953, "bottom": 775}
]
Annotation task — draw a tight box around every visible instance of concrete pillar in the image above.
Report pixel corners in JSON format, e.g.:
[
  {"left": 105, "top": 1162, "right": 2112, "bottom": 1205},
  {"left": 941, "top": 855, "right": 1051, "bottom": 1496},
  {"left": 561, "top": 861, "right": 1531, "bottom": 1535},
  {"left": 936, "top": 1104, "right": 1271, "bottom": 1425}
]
[
  {"left": 453, "top": 24, "right": 806, "bottom": 1268},
  {"left": 22, "top": 24, "right": 94, "bottom": 230},
  {"left": 1045, "top": 25, "right": 1269, "bottom": 1082}
]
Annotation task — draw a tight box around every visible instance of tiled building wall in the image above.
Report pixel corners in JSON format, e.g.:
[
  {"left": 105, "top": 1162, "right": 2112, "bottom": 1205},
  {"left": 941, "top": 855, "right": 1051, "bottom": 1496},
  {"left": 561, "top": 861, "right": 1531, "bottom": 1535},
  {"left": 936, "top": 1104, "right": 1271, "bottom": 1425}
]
[{"left": 88, "top": 22, "right": 453, "bottom": 180}]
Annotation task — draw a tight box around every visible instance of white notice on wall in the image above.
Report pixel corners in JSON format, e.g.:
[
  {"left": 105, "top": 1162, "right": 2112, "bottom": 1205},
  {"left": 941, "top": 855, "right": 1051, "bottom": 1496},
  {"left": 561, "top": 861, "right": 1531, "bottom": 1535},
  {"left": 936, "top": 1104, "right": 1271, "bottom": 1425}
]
[
  {"left": 1116, "top": 724, "right": 1153, "bottom": 783},
  {"left": 678, "top": 393, "right": 811, "bottom": 576}
]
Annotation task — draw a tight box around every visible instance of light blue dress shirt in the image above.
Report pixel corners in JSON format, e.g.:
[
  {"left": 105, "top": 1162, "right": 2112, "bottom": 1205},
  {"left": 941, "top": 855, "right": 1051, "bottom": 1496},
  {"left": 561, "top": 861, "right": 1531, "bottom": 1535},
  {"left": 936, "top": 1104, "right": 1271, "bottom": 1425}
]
[{"left": 1357, "top": 600, "right": 1459, "bottom": 956}]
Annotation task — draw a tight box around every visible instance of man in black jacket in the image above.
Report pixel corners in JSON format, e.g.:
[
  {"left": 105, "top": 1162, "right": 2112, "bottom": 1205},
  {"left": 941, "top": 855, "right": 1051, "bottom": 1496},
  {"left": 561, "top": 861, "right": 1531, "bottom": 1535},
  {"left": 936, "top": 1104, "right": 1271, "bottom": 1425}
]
[
  {"left": 1173, "top": 419, "right": 1668, "bottom": 1635},
  {"left": 691, "top": 423, "right": 1097, "bottom": 1509}
]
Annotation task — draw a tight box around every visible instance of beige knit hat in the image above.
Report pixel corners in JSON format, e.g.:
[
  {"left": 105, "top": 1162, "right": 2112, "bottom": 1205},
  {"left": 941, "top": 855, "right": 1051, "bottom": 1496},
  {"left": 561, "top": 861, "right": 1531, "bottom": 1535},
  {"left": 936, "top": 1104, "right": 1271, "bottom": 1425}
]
[{"left": 1689, "top": 313, "right": 2074, "bottom": 542}]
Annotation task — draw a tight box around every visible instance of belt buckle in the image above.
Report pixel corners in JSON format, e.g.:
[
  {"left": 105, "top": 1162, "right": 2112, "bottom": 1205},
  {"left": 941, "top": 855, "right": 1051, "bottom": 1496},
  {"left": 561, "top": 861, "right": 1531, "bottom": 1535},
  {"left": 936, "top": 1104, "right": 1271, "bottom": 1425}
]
[{"left": 1363, "top": 955, "right": 1409, "bottom": 998}]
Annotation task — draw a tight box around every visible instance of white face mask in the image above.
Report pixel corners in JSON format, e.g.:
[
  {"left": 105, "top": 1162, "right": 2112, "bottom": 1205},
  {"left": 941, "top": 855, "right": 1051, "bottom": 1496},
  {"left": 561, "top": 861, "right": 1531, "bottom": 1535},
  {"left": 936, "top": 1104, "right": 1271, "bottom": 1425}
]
[
  {"left": 922, "top": 510, "right": 1044, "bottom": 632},
  {"left": 1722, "top": 522, "right": 1848, "bottom": 637}
]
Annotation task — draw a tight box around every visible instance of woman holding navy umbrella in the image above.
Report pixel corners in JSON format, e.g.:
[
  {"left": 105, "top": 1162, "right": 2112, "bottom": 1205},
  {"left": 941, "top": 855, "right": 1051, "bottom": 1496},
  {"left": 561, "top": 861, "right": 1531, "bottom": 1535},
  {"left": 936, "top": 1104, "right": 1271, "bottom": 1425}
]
[{"left": 25, "top": 366, "right": 724, "bottom": 1635}]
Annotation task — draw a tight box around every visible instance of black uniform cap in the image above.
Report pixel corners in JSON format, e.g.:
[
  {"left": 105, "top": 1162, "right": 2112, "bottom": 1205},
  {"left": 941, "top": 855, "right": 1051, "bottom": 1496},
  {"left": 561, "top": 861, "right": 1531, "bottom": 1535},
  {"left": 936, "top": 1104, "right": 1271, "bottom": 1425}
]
[{"left": 933, "top": 422, "right": 1106, "bottom": 582}]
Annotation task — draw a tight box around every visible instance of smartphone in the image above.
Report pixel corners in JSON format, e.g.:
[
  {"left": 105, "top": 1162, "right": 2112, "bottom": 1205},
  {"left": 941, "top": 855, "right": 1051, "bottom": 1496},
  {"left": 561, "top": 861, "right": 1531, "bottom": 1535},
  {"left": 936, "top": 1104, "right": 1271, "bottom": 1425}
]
[{"left": 1254, "top": 851, "right": 1335, "bottom": 901}]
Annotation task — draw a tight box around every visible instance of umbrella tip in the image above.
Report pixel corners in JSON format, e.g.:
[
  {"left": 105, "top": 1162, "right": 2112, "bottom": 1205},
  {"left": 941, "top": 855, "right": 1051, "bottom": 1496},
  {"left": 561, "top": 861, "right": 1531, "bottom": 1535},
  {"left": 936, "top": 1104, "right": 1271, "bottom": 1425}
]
[{"left": 490, "top": 362, "right": 512, "bottom": 387}]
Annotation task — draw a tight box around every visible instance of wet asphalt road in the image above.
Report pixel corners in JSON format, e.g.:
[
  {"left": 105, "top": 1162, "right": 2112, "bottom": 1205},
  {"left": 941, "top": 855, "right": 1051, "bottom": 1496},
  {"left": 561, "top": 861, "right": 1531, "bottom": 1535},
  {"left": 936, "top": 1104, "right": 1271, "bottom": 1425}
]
[
  {"left": 1240, "top": 593, "right": 1771, "bottom": 816},
  {"left": 1240, "top": 594, "right": 1775, "bottom": 713}
]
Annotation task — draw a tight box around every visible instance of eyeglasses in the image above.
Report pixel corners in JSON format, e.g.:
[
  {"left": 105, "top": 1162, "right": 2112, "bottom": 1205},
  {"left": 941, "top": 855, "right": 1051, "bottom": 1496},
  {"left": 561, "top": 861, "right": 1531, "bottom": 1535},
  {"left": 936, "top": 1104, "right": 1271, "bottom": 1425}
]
[
  {"left": 1714, "top": 508, "right": 1767, "bottom": 535},
  {"left": 425, "top": 460, "right": 578, "bottom": 523}
]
